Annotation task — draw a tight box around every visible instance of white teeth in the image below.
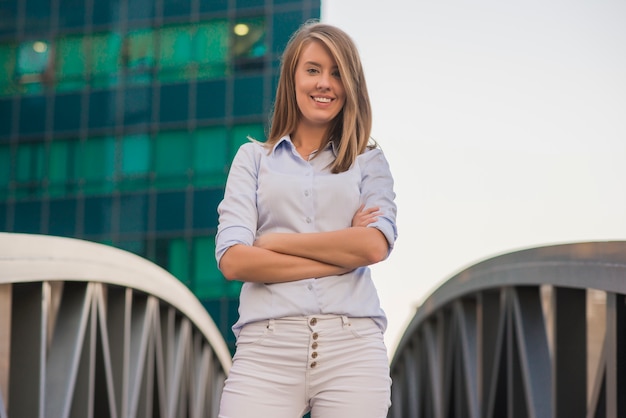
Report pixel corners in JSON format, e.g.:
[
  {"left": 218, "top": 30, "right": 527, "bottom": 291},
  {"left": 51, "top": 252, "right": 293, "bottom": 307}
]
[{"left": 314, "top": 97, "right": 331, "bottom": 103}]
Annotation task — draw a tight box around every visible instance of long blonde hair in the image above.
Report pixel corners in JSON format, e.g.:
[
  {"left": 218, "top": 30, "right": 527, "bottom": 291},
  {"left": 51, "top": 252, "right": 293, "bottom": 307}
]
[{"left": 266, "top": 21, "right": 374, "bottom": 173}]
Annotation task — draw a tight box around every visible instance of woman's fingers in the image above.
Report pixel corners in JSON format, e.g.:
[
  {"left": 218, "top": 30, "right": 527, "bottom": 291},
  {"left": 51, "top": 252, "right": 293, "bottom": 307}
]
[{"left": 352, "top": 205, "right": 381, "bottom": 227}]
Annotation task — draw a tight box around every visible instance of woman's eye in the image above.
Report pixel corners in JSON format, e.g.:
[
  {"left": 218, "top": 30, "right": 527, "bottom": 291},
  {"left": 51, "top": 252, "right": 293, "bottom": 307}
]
[
  {"left": 307, "top": 68, "right": 319, "bottom": 74},
  {"left": 332, "top": 71, "right": 341, "bottom": 78}
]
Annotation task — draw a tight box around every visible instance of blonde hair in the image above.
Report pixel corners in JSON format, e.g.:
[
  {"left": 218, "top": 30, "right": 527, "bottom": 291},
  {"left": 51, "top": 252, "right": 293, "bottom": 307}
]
[{"left": 266, "top": 21, "right": 374, "bottom": 173}]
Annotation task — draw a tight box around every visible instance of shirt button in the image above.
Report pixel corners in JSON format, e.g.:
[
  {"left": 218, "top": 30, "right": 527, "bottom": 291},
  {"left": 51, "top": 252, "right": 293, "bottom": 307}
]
[
  {"left": 305, "top": 217, "right": 311, "bottom": 223},
  {"left": 309, "top": 318, "right": 317, "bottom": 326},
  {"left": 311, "top": 352, "right": 318, "bottom": 359},
  {"left": 304, "top": 190, "right": 310, "bottom": 197},
  {"left": 307, "top": 284, "right": 313, "bottom": 290},
  {"left": 310, "top": 361, "right": 317, "bottom": 368},
  {"left": 312, "top": 342, "right": 318, "bottom": 349},
  {"left": 312, "top": 332, "right": 318, "bottom": 340}
]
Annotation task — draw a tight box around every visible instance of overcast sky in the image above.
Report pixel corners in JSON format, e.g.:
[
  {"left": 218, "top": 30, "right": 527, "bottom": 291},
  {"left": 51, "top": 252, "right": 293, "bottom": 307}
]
[{"left": 322, "top": 0, "right": 626, "bottom": 356}]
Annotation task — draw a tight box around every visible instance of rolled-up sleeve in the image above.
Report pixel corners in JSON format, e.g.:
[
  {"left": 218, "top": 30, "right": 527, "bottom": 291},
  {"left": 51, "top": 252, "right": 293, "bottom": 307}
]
[
  {"left": 215, "top": 143, "right": 260, "bottom": 266},
  {"left": 359, "top": 148, "right": 398, "bottom": 251}
]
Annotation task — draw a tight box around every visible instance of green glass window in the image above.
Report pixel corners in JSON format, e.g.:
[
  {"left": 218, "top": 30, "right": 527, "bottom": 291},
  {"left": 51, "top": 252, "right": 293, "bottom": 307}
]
[
  {"left": 116, "top": 239, "right": 145, "bottom": 256},
  {"left": 126, "top": 28, "right": 155, "bottom": 84},
  {"left": 192, "top": 236, "right": 232, "bottom": 299},
  {"left": 158, "top": 25, "right": 194, "bottom": 82},
  {"left": 55, "top": 36, "right": 87, "bottom": 91},
  {"left": 0, "top": 44, "right": 17, "bottom": 97},
  {"left": 16, "top": 40, "right": 51, "bottom": 94},
  {"left": 78, "top": 136, "right": 115, "bottom": 195},
  {"left": 15, "top": 142, "right": 44, "bottom": 183},
  {"left": 89, "top": 32, "right": 122, "bottom": 87},
  {"left": 154, "top": 131, "right": 190, "bottom": 189},
  {"left": 168, "top": 238, "right": 190, "bottom": 284},
  {"left": 193, "top": 127, "right": 228, "bottom": 187},
  {"left": 121, "top": 133, "right": 151, "bottom": 176},
  {"left": 231, "top": 123, "right": 264, "bottom": 159},
  {"left": 232, "top": 17, "right": 267, "bottom": 72},
  {"left": 0, "top": 145, "right": 10, "bottom": 197},
  {"left": 195, "top": 20, "right": 229, "bottom": 79},
  {"left": 48, "top": 139, "right": 77, "bottom": 197}
]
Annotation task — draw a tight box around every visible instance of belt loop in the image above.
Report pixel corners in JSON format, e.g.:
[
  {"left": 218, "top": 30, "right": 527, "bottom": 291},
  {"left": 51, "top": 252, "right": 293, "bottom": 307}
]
[
  {"left": 267, "top": 318, "right": 275, "bottom": 331},
  {"left": 341, "top": 315, "right": 350, "bottom": 328}
]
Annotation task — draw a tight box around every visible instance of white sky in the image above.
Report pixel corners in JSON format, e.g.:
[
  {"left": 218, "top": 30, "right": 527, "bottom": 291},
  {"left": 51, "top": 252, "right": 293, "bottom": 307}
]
[{"left": 322, "top": 0, "right": 626, "bottom": 357}]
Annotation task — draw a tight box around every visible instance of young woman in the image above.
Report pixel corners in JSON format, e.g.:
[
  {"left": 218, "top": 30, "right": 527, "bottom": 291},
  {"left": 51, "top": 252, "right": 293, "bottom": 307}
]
[{"left": 215, "top": 21, "right": 397, "bottom": 418}]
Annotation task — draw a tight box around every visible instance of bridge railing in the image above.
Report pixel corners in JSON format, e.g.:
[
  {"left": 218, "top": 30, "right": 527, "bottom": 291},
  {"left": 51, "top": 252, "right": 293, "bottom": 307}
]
[
  {"left": 0, "top": 232, "right": 231, "bottom": 418},
  {"left": 389, "top": 241, "right": 626, "bottom": 418}
]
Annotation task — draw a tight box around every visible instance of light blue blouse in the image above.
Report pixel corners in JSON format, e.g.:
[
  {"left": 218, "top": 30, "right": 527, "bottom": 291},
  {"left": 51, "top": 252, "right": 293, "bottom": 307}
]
[{"left": 215, "top": 135, "right": 397, "bottom": 337}]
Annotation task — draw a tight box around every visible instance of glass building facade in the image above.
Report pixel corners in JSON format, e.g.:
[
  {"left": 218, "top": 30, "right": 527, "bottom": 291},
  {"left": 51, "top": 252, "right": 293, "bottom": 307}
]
[{"left": 0, "top": 0, "right": 321, "bottom": 352}]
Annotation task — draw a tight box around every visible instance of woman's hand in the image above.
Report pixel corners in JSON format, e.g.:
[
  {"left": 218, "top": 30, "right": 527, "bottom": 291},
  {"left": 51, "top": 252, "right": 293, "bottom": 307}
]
[{"left": 352, "top": 204, "right": 382, "bottom": 227}]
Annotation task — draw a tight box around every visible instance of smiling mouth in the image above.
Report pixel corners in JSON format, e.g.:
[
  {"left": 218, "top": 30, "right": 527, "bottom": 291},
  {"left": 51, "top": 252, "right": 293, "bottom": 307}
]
[{"left": 313, "top": 97, "right": 332, "bottom": 103}]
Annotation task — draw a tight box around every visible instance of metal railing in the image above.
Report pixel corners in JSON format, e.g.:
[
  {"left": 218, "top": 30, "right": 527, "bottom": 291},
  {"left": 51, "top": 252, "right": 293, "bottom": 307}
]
[
  {"left": 0, "top": 233, "right": 231, "bottom": 418},
  {"left": 389, "top": 241, "right": 626, "bottom": 418}
]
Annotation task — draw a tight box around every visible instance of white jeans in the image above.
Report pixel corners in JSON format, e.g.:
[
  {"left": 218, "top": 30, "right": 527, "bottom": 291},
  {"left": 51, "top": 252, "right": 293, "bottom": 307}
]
[{"left": 218, "top": 315, "right": 392, "bottom": 418}]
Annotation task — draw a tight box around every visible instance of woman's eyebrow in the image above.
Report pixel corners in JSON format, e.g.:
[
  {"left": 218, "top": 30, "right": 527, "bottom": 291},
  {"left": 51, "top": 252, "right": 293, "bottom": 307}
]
[{"left": 302, "top": 61, "right": 338, "bottom": 70}]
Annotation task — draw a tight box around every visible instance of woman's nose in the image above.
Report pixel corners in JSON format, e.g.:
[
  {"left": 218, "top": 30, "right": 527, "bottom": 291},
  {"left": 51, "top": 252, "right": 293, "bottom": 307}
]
[{"left": 317, "top": 72, "right": 331, "bottom": 90}]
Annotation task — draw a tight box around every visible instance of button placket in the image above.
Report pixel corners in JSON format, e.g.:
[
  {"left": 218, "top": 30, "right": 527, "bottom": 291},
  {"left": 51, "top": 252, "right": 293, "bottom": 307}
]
[{"left": 309, "top": 318, "right": 319, "bottom": 369}]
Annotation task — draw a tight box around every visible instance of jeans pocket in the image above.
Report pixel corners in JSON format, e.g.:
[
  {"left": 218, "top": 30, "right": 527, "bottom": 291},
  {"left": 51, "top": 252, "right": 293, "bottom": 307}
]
[
  {"left": 235, "top": 320, "right": 271, "bottom": 346},
  {"left": 345, "top": 318, "right": 383, "bottom": 340}
]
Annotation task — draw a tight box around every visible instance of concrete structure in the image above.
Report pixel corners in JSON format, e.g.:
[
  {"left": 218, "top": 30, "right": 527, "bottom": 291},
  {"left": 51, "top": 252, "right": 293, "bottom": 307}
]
[
  {"left": 389, "top": 241, "right": 626, "bottom": 418},
  {"left": 0, "top": 232, "right": 231, "bottom": 418}
]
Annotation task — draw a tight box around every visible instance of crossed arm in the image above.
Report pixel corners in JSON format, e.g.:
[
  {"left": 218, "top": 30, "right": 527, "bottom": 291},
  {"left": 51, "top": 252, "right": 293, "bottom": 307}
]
[{"left": 219, "top": 205, "right": 389, "bottom": 283}]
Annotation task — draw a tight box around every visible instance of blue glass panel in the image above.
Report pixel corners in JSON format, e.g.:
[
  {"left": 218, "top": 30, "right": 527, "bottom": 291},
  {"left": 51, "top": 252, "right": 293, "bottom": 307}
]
[
  {"left": 83, "top": 196, "right": 113, "bottom": 236},
  {"left": 123, "top": 86, "right": 152, "bottom": 125},
  {"left": 0, "top": 144, "right": 9, "bottom": 193},
  {"left": 272, "top": 11, "right": 301, "bottom": 54},
  {"left": 0, "top": 3, "right": 18, "bottom": 36},
  {"left": 196, "top": 80, "right": 225, "bottom": 120},
  {"left": 128, "top": 0, "right": 155, "bottom": 23},
  {"left": 24, "top": 0, "right": 52, "bottom": 34},
  {"left": 88, "top": 89, "right": 116, "bottom": 129},
  {"left": 159, "top": 83, "right": 189, "bottom": 123},
  {"left": 54, "top": 93, "right": 82, "bottom": 132},
  {"left": 0, "top": 98, "right": 12, "bottom": 138},
  {"left": 199, "top": 0, "right": 227, "bottom": 13},
  {"left": 233, "top": 76, "right": 263, "bottom": 116},
  {"left": 0, "top": 202, "right": 6, "bottom": 230},
  {"left": 192, "top": 188, "right": 222, "bottom": 229},
  {"left": 118, "top": 193, "right": 148, "bottom": 233},
  {"left": 92, "top": 0, "right": 119, "bottom": 26},
  {"left": 155, "top": 191, "right": 186, "bottom": 232},
  {"left": 163, "top": 0, "right": 191, "bottom": 18},
  {"left": 236, "top": 0, "right": 264, "bottom": 9},
  {"left": 13, "top": 200, "right": 41, "bottom": 234},
  {"left": 201, "top": 297, "right": 239, "bottom": 353},
  {"left": 19, "top": 95, "right": 47, "bottom": 135},
  {"left": 48, "top": 198, "right": 77, "bottom": 237},
  {"left": 58, "top": 0, "right": 86, "bottom": 28},
  {"left": 115, "top": 239, "right": 145, "bottom": 256}
]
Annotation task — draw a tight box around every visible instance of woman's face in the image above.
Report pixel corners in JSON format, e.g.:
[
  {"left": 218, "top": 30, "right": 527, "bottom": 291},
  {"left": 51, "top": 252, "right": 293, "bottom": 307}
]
[{"left": 294, "top": 40, "right": 346, "bottom": 129}]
